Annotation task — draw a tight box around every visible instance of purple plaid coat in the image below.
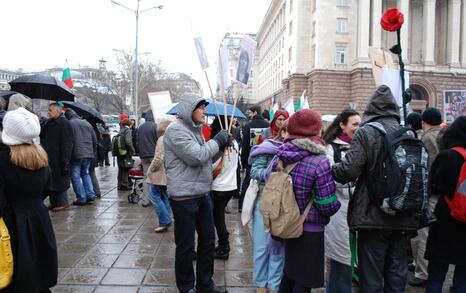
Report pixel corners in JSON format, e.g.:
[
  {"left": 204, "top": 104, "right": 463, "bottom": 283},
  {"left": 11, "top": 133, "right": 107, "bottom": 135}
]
[{"left": 266, "top": 138, "right": 340, "bottom": 232}]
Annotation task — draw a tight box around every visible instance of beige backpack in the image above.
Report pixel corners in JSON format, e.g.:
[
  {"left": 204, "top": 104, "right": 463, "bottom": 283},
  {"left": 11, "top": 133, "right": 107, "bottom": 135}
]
[{"left": 259, "top": 160, "right": 312, "bottom": 239}]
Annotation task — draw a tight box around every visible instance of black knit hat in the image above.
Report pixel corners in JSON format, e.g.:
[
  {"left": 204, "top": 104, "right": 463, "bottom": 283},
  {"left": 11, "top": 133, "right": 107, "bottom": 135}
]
[
  {"left": 406, "top": 112, "right": 422, "bottom": 130},
  {"left": 421, "top": 107, "right": 442, "bottom": 126}
]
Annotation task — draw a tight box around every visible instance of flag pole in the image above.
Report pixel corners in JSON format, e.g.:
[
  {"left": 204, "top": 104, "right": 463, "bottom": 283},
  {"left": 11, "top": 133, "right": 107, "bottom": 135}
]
[{"left": 204, "top": 70, "right": 224, "bottom": 130}]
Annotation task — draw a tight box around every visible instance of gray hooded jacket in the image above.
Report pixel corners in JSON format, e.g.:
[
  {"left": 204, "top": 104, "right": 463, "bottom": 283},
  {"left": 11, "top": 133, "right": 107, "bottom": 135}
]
[
  {"left": 333, "top": 85, "right": 420, "bottom": 231},
  {"left": 164, "top": 95, "right": 220, "bottom": 200}
]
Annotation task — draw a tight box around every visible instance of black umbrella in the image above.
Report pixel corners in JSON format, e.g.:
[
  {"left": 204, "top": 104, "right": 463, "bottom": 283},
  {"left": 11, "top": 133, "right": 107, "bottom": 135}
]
[
  {"left": 61, "top": 101, "right": 105, "bottom": 124},
  {"left": 9, "top": 74, "right": 74, "bottom": 101},
  {"left": 0, "top": 90, "right": 18, "bottom": 101}
]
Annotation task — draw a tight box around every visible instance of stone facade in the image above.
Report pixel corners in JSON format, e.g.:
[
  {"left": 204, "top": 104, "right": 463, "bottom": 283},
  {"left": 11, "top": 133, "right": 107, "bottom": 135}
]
[{"left": 254, "top": 0, "right": 466, "bottom": 118}]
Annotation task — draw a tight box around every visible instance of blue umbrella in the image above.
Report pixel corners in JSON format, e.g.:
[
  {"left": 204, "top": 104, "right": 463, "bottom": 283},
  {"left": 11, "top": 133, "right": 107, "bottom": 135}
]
[{"left": 166, "top": 98, "right": 246, "bottom": 119}]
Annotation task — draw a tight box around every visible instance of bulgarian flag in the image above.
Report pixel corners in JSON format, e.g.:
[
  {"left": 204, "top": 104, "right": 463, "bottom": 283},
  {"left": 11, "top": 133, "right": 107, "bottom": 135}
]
[
  {"left": 269, "top": 96, "right": 279, "bottom": 118},
  {"left": 62, "top": 60, "right": 73, "bottom": 89},
  {"left": 295, "top": 90, "right": 309, "bottom": 110}
]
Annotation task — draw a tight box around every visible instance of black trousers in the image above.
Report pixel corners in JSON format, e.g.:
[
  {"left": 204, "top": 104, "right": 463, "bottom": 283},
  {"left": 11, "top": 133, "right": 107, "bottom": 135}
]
[
  {"left": 238, "top": 166, "right": 251, "bottom": 210},
  {"left": 170, "top": 196, "right": 215, "bottom": 293},
  {"left": 211, "top": 190, "right": 235, "bottom": 247}
]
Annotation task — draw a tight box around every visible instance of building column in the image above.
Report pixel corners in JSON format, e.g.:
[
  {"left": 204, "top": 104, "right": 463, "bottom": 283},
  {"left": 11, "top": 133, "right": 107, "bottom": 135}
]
[
  {"left": 423, "top": 0, "right": 436, "bottom": 65},
  {"left": 397, "top": 0, "right": 410, "bottom": 61},
  {"left": 461, "top": 0, "right": 466, "bottom": 66},
  {"left": 371, "top": 0, "right": 383, "bottom": 48},
  {"left": 357, "top": 0, "right": 371, "bottom": 60},
  {"left": 448, "top": 0, "right": 461, "bottom": 66}
]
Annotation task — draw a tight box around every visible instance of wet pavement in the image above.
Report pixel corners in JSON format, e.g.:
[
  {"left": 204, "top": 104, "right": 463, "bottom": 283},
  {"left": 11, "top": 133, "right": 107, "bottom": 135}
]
[{"left": 50, "top": 165, "right": 450, "bottom": 292}]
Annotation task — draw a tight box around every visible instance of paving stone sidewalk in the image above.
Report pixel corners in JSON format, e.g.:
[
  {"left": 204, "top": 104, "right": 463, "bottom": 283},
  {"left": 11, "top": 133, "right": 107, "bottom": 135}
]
[{"left": 50, "top": 165, "right": 449, "bottom": 292}]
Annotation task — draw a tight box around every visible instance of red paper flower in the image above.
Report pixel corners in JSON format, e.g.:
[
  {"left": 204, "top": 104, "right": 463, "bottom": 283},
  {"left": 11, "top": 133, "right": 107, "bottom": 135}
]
[{"left": 381, "top": 8, "right": 404, "bottom": 32}]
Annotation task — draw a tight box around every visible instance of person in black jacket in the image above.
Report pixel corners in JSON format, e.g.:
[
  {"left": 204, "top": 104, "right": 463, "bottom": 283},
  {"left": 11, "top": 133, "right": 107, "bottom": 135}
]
[
  {"left": 239, "top": 105, "right": 269, "bottom": 211},
  {"left": 40, "top": 103, "right": 74, "bottom": 212},
  {"left": 137, "top": 110, "right": 158, "bottom": 202},
  {"left": 0, "top": 107, "right": 58, "bottom": 292},
  {"left": 101, "top": 124, "right": 112, "bottom": 166},
  {"left": 425, "top": 116, "right": 466, "bottom": 293}
]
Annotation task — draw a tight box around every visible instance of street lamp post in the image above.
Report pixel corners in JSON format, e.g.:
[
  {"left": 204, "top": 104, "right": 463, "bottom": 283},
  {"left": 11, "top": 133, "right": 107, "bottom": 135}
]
[{"left": 111, "top": 0, "right": 163, "bottom": 123}]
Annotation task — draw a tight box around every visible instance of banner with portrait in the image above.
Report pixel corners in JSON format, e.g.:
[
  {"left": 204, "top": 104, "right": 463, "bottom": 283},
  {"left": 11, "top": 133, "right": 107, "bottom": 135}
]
[
  {"left": 444, "top": 90, "right": 466, "bottom": 124},
  {"left": 236, "top": 36, "right": 257, "bottom": 85}
]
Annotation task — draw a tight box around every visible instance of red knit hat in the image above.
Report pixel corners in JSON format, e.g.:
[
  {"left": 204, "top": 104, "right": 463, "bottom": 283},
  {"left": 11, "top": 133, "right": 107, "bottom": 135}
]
[
  {"left": 287, "top": 109, "right": 323, "bottom": 143},
  {"left": 119, "top": 113, "right": 129, "bottom": 122}
]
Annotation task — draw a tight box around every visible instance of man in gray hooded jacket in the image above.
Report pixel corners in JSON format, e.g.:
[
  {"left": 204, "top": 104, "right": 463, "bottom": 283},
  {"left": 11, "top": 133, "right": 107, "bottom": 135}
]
[
  {"left": 164, "top": 94, "right": 230, "bottom": 293},
  {"left": 333, "top": 85, "right": 420, "bottom": 293}
]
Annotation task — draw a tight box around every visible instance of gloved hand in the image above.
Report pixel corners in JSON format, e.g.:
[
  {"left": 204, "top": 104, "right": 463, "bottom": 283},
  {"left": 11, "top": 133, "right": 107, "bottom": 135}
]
[{"left": 213, "top": 130, "right": 230, "bottom": 149}]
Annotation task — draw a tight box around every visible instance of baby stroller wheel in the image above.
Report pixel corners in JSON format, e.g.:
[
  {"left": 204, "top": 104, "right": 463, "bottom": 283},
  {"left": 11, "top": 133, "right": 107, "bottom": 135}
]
[{"left": 128, "top": 192, "right": 140, "bottom": 204}]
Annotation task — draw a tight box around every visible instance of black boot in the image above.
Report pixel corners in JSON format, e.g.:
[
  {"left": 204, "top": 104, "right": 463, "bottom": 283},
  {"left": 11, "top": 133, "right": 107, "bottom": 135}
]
[{"left": 214, "top": 244, "right": 230, "bottom": 260}]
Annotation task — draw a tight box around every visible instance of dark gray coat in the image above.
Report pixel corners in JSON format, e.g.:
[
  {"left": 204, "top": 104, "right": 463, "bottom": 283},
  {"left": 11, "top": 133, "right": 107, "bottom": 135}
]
[
  {"left": 137, "top": 110, "right": 158, "bottom": 159},
  {"left": 68, "top": 116, "right": 97, "bottom": 160},
  {"left": 333, "top": 85, "right": 420, "bottom": 231}
]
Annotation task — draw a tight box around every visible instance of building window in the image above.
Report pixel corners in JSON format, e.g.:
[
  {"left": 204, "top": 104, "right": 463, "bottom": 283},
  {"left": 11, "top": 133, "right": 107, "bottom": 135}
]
[
  {"left": 335, "top": 46, "right": 346, "bottom": 64},
  {"left": 290, "top": 0, "right": 293, "bottom": 13},
  {"left": 337, "top": 0, "right": 348, "bottom": 6},
  {"left": 337, "top": 18, "right": 348, "bottom": 33},
  {"left": 289, "top": 47, "right": 292, "bottom": 61},
  {"left": 289, "top": 21, "right": 293, "bottom": 35}
]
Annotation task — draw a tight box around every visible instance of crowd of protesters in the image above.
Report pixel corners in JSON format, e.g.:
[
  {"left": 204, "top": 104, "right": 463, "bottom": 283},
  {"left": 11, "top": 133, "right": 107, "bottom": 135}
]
[{"left": 0, "top": 84, "right": 465, "bottom": 293}]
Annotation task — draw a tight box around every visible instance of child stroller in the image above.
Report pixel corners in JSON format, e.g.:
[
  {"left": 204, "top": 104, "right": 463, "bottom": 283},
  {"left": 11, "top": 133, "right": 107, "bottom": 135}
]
[{"left": 127, "top": 163, "right": 150, "bottom": 207}]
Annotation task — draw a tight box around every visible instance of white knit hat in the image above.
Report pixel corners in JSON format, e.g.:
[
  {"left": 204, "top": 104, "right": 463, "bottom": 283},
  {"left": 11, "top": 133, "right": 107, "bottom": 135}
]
[{"left": 2, "top": 107, "right": 41, "bottom": 145}]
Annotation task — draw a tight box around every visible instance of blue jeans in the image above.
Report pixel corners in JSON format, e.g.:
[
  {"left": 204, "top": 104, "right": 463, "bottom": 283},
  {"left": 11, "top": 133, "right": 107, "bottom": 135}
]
[
  {"left": 252, "top": 198, "right": 284, "bottom": 291},
  {"left": 358, "top": 230, "right": 410, "bottom": 293},
  {"left": 170, "top": 196, "right": 215, "bottom": 293},
  {"left": 148, "top": 184, "right": 172, "bottom": 226},
  {"left": 426, "top": 261, "right": 466, "bottom": 293},
  {"left": 326, "top": 259, "right": 352, "bottom": 293},
  {"left": 70, "top": 158, "right": 96, "bottom": 203}
]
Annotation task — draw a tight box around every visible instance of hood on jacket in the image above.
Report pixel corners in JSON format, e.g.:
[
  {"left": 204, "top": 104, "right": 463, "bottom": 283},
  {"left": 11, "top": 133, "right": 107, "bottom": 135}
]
[
  {"left": 177, "top": 94, "right": 208, "bottom": 127},
  {"left": 248, "top": 139, "right": 282, "bottom": 165},
  {"left": 145, "top": 110, "right": 154, "bottom": 122},
  {"left": 361, "top": 85, "right": 400, "bottom": 125},
  {"left": 65, "top": 109, "right": 80, "bottom": 120},
  {"left": 277, "top": 138, "right": 327, "bottom": 165},
  {"left": 443, "top": 116, "right": 466, "bottom": 149},
  {"left": 7, "top": 93, "right": 31, "bottom": 111}
]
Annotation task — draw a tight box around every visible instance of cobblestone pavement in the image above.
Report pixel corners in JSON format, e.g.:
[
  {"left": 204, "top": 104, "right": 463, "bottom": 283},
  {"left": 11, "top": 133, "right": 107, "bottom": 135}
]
[{"left": 50, "top": 165, "right": 451, "bottom": 292}]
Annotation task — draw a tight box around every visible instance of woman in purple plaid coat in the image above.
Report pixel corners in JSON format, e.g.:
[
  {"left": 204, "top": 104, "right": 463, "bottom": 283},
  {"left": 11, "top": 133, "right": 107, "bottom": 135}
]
[{"left": 266, "top": 109, "right": 341, "bottom": 292}]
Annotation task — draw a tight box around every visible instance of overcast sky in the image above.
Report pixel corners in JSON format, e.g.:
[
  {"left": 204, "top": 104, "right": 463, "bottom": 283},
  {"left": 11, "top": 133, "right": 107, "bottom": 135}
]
[{"left": 0, "top": 0, "right": 270, "bottom": 94}]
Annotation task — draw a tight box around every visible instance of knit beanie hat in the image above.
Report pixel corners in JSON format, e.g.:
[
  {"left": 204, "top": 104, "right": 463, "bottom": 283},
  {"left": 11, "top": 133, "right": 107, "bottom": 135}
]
[
  {"left": 406, "top": 112, "right": 422, "bottom": 130},
  {"left": 421, "top": 107, "right": 442, "bottom": 126},
  {"left": 119, "top": 113, "right": 129, "bottom": 122},
  {"left": 2, "top": 107, "right": 40, "bottom": 145},
  {"left": 287, "top": 109, "right": 323, "bottom": 143}
]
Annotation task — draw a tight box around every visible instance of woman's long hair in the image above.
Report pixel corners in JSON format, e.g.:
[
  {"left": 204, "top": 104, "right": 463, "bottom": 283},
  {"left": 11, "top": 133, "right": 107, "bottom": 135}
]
[
  {"left": 322, "top": 108, "right": 359, "bottom": 145},
  {"left": 10, "top": 144, "right": 48, "bottom": 171}
]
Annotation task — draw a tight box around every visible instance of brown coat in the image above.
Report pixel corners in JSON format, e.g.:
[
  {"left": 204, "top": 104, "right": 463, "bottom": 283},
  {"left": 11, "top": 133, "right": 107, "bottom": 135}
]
[
  {"left": 421, "top": 125, "right": 441, "bottom": 169},
  {"left": 145, "top": 135, "right": 167, "bottom": 186}
]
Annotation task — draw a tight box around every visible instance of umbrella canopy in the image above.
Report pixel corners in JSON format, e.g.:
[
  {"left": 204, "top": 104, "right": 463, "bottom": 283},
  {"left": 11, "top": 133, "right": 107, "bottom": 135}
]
[
  {"left": 61, "top": 101, "right": 105, "bottom": 124},
  {"left": 9, "top": 74, "right": 74, "bottom": 101},
  {"left": 0, "top": 90, "right": 18, "bottom": 101},
  {"left": 166, "top": 98, "right": 246, "bottom": 119}
]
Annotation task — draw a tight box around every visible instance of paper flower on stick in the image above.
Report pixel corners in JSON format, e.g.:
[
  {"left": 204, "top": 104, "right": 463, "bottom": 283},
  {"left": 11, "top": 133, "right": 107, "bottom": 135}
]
[{"left": 381, "top": 8, "right": 404, "bottom": 32}]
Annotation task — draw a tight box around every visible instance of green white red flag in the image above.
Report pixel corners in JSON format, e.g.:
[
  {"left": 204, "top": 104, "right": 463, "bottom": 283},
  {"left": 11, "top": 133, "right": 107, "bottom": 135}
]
[{"left": 62, "top": 61, "right": 73, "bottom": 89}]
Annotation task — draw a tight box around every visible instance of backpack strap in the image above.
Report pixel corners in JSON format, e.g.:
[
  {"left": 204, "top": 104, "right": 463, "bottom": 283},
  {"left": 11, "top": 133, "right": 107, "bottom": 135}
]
[
  {"left": 331, "top": 142, "right": 342, "bottom": 163},
  {"left": 452, "top": 147, "right": 466, "bottom": 160},
  {"left": 299, "top": 198, "right": 313, "bottom": 223},
  {"left": 277, "top": 160, "right": 299, "bottom": 174},
  {"left": 366, "top": 122, "right": 386, "bottom": 135}
]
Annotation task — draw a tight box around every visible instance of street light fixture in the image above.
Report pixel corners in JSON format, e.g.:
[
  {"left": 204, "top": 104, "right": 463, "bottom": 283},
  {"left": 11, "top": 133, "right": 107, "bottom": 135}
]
[{"left": 111, "top": 0, "right": 163, "bottom": 122}]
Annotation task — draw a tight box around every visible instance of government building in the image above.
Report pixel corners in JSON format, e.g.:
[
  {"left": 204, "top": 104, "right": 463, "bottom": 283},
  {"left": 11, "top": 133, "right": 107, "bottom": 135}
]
[{"left": 251, "top": 0, "right": 466, "bottom": 122}]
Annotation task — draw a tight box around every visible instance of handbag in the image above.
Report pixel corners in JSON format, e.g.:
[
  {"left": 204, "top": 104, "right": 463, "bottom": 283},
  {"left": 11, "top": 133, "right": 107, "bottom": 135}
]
[
  {"left": 0, "top": 217, "right": 13, "bottom": 289},
  {"left": 123, "top": 157, "right": 135, "bottom": 169},
  {"left": 241, "top": 179, "right": 259, "bottom": 226}
]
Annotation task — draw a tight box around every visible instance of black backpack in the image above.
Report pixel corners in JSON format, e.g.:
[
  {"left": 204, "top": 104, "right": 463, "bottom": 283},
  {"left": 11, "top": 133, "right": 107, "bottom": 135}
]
[{"left": 366, "top": 122, "right": 429, "bottom": 217}]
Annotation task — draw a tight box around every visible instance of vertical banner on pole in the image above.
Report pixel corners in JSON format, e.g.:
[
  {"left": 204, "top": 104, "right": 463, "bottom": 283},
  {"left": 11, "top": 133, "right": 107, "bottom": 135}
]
[
  {"left": 236, "top": 36, "right": 257, "bottom": 85},
  {"left": 216, "top": 44, "right": 231, "bottom": 95},
  {"left": 194, "top": 36, "right": 209, "bottom": 70}
]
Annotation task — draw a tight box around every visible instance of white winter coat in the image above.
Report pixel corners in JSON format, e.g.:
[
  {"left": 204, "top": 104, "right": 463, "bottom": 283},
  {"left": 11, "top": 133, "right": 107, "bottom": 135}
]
[{"left": 324, "top": 138, "right": 353, "bottom": 266}]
